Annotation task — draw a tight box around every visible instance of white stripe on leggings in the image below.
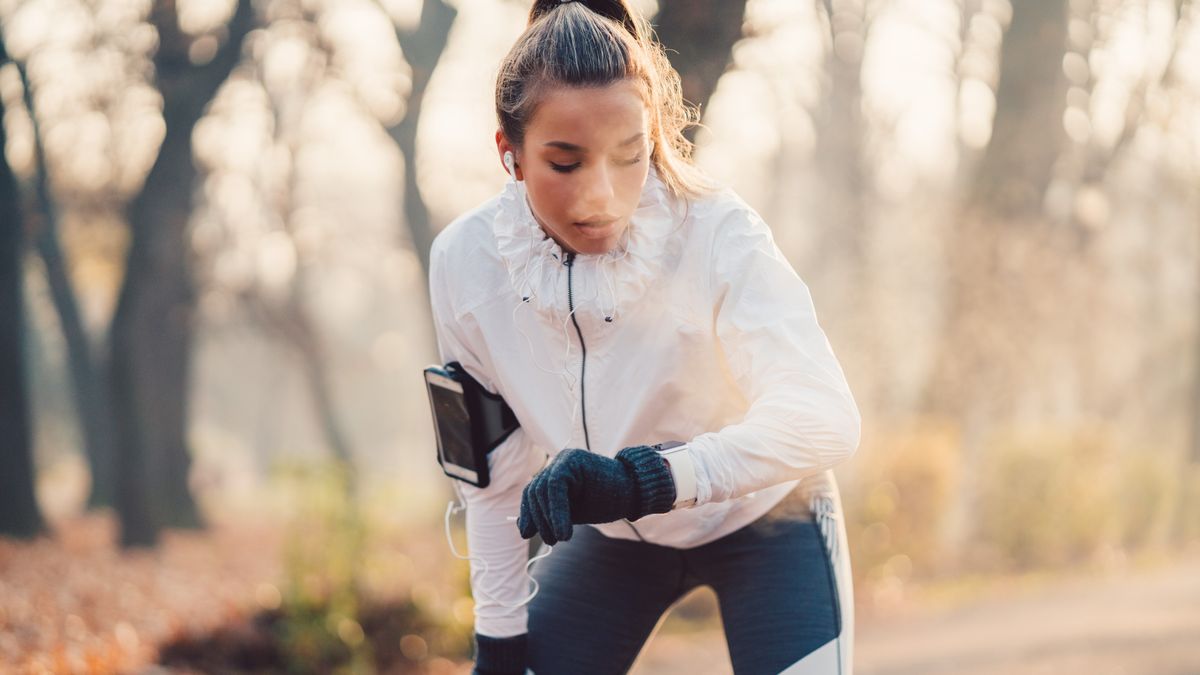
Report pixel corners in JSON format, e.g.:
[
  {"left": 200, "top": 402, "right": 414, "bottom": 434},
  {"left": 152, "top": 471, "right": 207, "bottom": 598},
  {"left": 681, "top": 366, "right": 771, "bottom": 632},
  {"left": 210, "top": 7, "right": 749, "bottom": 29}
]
[
  {"left": 777, "top": 483, "right": 852, "bottom": 675},
  {"left": 779, "top": 636, "right": 841, "bottom": 674}
]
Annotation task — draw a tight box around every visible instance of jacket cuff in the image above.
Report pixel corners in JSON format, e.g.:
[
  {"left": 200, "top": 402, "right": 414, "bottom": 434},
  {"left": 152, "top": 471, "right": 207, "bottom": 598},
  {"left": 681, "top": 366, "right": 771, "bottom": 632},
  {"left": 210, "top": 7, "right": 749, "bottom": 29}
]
[
  {"left": 616, "top": 445, "right": 677, "bottom": 519},
  {"left": 474, "top": 633, "right": 527, "bottom": 675}
]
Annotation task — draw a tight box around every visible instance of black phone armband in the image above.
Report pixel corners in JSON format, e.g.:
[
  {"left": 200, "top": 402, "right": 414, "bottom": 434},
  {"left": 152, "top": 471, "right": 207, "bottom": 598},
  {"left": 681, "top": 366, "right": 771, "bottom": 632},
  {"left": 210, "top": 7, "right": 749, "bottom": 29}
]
[{"left": 423, "top": 361, "right": 520, "bottom": 488}]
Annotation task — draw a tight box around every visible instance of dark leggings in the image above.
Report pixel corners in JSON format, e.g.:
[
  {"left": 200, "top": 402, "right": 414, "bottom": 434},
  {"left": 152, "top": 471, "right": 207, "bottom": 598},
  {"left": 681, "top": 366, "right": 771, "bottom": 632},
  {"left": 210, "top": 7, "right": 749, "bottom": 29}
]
[{"left": 526, "top": 487, "right": 852, "bottom": 675}]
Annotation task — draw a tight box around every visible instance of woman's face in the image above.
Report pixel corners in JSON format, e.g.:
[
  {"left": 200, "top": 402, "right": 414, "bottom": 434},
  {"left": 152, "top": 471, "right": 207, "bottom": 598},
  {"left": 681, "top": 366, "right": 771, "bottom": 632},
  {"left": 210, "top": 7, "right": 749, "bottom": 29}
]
[{"left": 497, "top": 79, "right": 651, "bottom": 256}]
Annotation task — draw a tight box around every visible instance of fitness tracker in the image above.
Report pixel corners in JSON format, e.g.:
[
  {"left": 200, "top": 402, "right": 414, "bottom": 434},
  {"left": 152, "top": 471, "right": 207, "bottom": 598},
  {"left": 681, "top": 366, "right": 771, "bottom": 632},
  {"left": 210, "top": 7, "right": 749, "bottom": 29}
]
[{"left": 654, "top": 441, "right": 698, "bottom": 509}]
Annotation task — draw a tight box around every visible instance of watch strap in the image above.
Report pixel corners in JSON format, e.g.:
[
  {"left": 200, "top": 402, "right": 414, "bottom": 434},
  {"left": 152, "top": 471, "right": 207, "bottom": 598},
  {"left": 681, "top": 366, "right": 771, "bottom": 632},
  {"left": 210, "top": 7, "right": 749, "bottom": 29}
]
[{"left": 654, "top": 442, "right": 698, "bottom": 509}]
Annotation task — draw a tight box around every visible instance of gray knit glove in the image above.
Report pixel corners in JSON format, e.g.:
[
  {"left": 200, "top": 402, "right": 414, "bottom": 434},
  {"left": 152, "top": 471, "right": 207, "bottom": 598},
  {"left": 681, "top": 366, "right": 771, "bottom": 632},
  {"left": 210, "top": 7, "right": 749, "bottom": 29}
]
[{"left": 517, "top": 446, "right": 676, "bottom": 545}]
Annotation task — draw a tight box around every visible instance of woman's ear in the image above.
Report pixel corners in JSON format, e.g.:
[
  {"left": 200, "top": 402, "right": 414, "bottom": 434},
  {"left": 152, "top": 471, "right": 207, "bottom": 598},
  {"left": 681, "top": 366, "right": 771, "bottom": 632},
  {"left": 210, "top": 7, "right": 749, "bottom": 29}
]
[{"left": 495, "top": 129, "right": 523, "bottom": 181}]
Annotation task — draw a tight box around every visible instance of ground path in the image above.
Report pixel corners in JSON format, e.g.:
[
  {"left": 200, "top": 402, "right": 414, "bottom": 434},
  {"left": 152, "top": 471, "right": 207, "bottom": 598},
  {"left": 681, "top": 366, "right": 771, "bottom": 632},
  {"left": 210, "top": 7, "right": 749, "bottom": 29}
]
[{"left": 634, "top": 553, "right": 1200, "bottom": 674}]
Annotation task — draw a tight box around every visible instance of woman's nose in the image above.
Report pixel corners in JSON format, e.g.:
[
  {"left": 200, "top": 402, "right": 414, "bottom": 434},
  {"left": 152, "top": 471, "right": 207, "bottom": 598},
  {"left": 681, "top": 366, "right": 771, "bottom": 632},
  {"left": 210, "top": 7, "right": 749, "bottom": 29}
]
[{"left": 582, "top": 163, "right": 616, "bottom": 209}]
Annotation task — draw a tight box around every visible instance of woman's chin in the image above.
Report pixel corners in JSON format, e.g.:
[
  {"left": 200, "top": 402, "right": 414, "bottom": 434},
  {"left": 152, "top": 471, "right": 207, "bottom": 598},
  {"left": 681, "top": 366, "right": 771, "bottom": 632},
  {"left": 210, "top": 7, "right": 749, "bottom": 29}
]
[{"left": 572, "top": 238, "right": 620, "bottom": 255}]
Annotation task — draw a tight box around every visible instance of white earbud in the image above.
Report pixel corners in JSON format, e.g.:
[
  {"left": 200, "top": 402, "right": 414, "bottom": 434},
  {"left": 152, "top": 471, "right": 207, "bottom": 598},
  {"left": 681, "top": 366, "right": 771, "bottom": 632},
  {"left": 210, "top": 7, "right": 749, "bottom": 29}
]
[{"left": 504, "top": 150, "right": 517, "bottom": 178}]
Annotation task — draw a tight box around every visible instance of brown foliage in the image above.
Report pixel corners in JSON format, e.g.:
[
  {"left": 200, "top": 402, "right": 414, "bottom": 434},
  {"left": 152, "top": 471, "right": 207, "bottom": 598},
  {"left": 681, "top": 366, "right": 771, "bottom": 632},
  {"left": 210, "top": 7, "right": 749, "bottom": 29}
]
[{"left": 0, "top": 512, "right": 280, "bottom": 673}]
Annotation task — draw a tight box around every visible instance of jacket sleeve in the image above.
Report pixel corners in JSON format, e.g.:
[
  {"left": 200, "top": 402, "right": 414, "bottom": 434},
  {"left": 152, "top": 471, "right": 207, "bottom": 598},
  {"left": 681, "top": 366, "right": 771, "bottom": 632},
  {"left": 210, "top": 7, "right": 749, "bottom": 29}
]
[
  {"left": 685, "top": 204, "right": 861, "bottom": 506},
  {"left": 429, "top": 235, "right": 540, "bottom": 638}
]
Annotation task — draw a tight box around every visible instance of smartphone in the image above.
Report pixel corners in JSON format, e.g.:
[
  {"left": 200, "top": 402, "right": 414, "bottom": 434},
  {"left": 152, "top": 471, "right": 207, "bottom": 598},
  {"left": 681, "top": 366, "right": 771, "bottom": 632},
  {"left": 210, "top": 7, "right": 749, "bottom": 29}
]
[{"left": 424, "top": 365, "right": 490, "bottom": 487}]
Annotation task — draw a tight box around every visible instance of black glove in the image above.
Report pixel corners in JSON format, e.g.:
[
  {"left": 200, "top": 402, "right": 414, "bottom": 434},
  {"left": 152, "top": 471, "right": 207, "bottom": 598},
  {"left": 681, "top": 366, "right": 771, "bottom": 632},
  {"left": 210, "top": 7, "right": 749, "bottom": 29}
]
[
  {"left": 517, "top": 445, "right": 676, "bottom": 545},
  {"left": 473, "top": 633, "right": 527, "bottom": 675}
]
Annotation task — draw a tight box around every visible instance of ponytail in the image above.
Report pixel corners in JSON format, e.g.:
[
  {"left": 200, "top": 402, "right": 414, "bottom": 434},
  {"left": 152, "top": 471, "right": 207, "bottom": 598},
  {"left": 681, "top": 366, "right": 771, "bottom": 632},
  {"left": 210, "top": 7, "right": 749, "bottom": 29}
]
[
  {"left": 496, "top": 0, "right": 713, "bottom": 199},
  {"left": 528, "top": 0, "right": 645, "bottom": 43}
]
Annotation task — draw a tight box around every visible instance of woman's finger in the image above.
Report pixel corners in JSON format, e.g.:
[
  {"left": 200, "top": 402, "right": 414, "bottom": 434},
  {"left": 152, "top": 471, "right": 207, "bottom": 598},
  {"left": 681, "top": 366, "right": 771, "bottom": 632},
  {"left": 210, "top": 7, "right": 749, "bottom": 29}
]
[
  {"left": 547, "top": 479, "right": 573, "bottom": 543},
  {"left": 517, "top": 481, "right": 538, "bottom": 539},
  {"left": 534, "top": 474, "right": 558, "bottom": 545}
]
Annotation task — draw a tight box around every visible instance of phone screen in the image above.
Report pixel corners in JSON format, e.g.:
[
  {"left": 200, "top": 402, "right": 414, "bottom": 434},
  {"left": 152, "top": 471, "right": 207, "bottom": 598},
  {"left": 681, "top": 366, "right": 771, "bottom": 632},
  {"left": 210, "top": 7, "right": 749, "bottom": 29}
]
[{"left": 426, "top": 374, "right": 477, "bottom": 481}]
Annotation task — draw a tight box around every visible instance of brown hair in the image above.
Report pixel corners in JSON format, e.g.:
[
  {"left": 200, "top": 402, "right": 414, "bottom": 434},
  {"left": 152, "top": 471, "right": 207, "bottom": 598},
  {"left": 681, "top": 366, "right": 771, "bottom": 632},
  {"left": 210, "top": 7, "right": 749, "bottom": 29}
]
[{"left": 495, "top": 0, "right": 713, "bottom": 199}]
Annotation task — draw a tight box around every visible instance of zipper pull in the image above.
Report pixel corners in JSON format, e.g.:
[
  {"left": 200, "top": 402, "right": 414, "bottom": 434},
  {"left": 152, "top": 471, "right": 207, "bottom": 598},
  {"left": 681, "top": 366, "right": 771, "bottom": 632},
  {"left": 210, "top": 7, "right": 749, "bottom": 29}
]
[{"left": 564, "top": 251, "right": 576, "bottom": 267}]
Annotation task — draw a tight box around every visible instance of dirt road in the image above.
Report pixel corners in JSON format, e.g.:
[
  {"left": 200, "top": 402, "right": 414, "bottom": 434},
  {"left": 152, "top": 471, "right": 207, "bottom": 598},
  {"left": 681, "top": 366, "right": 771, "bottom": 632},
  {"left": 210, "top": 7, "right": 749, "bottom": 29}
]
[{"left": 632, "top": 555, "right": 1200, "bottom": 674}]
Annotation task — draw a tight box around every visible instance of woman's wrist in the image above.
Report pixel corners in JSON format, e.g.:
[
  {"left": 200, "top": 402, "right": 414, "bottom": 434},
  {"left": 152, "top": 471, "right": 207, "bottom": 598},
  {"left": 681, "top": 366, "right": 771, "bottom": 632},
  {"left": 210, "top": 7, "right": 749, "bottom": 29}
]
[
  {"left": 615, "top": 445, "right": 677, "bottom": 519},
  {"left": 473, "top": 632, "right": 528, "bottom": 675}
]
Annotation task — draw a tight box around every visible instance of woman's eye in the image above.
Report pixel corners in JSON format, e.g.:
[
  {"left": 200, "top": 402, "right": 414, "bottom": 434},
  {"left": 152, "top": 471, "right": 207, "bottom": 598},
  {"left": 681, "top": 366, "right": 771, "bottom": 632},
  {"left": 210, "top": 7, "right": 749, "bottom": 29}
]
[{"left": 549, "top": 155, "right": 640, "bottom": 173}]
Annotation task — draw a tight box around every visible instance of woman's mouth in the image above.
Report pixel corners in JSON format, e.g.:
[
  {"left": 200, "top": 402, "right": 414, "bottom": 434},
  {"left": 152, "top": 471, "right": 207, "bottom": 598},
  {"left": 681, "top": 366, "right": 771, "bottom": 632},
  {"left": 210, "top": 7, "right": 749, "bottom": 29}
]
[{"left": 574, "top": 219, "right": 617, "bottom": 235}]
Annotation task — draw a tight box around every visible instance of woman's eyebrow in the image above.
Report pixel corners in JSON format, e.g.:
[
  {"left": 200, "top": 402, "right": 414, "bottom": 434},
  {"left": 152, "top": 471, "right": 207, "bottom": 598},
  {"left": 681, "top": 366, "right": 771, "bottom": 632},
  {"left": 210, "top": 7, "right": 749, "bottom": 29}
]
[{"left": 543, "top": 132, "right": 644, "bottom": 153}]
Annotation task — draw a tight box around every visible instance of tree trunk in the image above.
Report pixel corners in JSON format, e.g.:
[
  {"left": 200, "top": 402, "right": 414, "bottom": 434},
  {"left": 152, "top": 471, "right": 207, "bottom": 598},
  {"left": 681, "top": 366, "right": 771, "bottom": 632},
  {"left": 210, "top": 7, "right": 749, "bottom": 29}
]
[
  {"left": 252, "top": 17, "right": 361, "bottom": 491},
  {"left": 921, "top": 0, "right": 1069, "bottom": 423},
  {"left": 919, "top": 0, "right": 1069, "bottom": 562},
  {"left": 1192, "top": 211, "right": 1200, "bottom": 465},
  {"left": 808, "top": 0, "right": 870, "bottom": 365},
  {"left": 0, "top": 39, "right": 47, "bottom": 539},
  {"left": 111, "top": 0, "right": 255, "bottom": 546},
  {"left": 112, "top": 121, "right": 202, "bottom": 540},
  {"left": 389, "top": 0, "right": 457, "bottom": 286},
  {"left": 967, "top": 0, "right": 1070, "bottom": 220},
  {"left": 14, "top": 60, "right": 119, "bottom": 510},
  {"left": 652, "top": 0, "right": 749, "bottom": 141},
  {"left": 245, "top": 292, "right": 358, "bottom": 490}
]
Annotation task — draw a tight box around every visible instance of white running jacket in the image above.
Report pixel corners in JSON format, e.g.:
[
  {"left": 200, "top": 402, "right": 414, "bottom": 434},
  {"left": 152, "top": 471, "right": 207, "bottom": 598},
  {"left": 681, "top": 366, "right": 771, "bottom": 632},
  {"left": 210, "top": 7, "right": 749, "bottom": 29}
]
[{"left": 429, "top": 167, "right": 861, "bottom": 639}]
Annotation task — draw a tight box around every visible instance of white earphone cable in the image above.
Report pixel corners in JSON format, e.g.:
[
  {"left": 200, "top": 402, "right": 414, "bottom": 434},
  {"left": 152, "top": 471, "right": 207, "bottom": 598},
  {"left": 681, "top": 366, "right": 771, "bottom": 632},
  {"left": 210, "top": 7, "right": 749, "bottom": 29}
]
[
  {"left": 444, "top": 480, "right": 552, "bottom": 610},
  {"left": 504, "top": 150, "right": 583, "bottom": 442}
]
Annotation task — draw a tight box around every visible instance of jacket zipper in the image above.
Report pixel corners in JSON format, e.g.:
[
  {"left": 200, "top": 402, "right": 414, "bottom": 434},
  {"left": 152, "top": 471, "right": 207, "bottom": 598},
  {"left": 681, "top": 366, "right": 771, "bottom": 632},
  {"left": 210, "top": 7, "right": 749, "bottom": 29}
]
[
  {"left": 564, "top": 251, "right": 592, "bottom": 451},
  {"left": 564, "top": 251, "right": 646, "bottom": 542}
]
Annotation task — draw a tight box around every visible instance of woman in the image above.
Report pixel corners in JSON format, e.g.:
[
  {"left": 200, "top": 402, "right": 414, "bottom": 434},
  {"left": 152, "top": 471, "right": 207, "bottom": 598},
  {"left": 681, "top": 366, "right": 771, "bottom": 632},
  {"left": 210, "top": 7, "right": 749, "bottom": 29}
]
[{"left": 429, "top": 1, "right": 861, "bottom": 673}]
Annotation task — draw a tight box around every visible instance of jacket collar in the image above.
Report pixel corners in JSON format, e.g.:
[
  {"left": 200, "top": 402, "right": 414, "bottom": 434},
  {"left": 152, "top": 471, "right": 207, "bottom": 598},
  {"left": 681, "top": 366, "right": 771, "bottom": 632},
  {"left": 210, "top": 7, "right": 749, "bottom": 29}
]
[{"left": 493, "top": 167, "right": 684, "bottom": 324}]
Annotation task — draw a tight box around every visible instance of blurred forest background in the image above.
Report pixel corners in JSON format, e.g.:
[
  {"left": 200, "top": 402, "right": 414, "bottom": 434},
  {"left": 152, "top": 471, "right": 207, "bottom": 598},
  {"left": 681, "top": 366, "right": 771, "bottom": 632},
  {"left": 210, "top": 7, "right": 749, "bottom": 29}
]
[{"left": 1, "top": 0, "right": 1199, "bottom": 673}]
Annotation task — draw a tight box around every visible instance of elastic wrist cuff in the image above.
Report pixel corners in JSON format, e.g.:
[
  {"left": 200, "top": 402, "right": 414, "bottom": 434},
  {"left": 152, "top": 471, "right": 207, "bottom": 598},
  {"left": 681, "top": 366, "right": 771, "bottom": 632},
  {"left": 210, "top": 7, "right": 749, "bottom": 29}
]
[
  {"left": 616, "top": 445, "right": 676, "bottom": 518},
  {"left": 474, "top": 633, "right": 527, "bottom": 675}
]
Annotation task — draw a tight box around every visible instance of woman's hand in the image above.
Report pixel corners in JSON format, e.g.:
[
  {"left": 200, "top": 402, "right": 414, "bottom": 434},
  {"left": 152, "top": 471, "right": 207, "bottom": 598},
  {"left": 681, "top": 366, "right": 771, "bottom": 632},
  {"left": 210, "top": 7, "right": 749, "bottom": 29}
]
[{"left": 516, "top": 446, "right": 677, "bottom": 545}]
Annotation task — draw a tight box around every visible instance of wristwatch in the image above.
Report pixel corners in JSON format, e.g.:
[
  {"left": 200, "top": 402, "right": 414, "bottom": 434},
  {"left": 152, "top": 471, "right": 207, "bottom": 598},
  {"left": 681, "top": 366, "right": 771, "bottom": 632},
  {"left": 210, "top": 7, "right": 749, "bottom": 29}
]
[{"left": 654, "top": 441, "right": 698, "bottom": 509}]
